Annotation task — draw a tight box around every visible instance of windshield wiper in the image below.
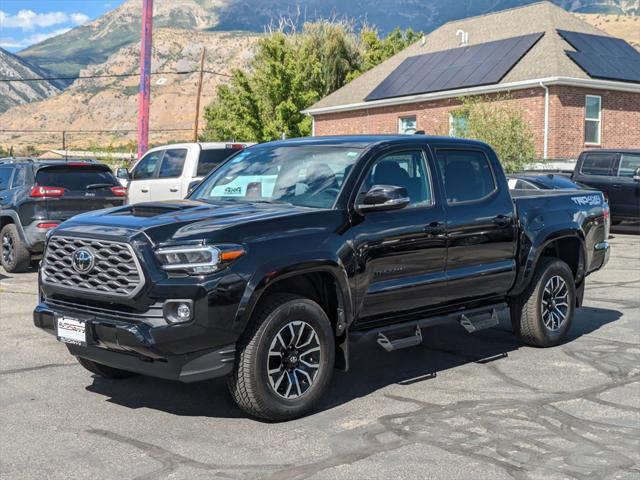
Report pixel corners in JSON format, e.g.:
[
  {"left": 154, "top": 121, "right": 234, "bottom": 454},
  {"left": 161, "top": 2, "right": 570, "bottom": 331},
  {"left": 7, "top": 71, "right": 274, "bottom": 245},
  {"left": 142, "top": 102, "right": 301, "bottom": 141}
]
[{"left": 86, "top": 183, "right": 114, "bottom": 190}]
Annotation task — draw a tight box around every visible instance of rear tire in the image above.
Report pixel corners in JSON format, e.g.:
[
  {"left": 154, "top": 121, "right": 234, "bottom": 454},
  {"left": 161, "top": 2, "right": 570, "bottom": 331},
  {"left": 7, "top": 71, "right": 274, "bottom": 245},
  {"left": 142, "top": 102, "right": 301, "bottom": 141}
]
[
  {"left": 76, "top": 357, "right": 137, "bottom": 379},
  {"left": 511, "top": 257, "right": 575, "bottom": 347},
  {"left": 1, "top": 223, "right": 31, "bottom": 273},
  {"left": 227, "top": 293, "right": 335, "bottom": 421}
]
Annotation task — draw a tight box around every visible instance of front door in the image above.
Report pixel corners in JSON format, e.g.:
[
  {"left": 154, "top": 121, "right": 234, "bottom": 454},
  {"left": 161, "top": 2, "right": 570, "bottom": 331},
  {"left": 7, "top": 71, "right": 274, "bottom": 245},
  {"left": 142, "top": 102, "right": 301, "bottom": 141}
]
[
  {"left": 433, "top": 147, "right": 517, "bottom": 303},
  {"left": 150, "top": 148, "right": 188, "bottom": 201},
  {"left": 128, "top": 150, "right": 163, "bottom": 203},
  {"left": 611, "top": 152, "right": 640, "bottom": 220},
  {"left": 351, "top": 148, "right": 447, "bottom": 326}
]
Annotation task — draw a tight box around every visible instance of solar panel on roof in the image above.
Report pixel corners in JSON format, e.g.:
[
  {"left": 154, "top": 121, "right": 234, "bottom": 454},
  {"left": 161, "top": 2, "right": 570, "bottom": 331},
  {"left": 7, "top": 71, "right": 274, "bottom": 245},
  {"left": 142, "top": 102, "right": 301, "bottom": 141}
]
[
  {"left": 557, "top": 30, "right": 640, "bottom": 83},
  {"left": 365, "top": 33, "right": 544, "bottom": 102}
]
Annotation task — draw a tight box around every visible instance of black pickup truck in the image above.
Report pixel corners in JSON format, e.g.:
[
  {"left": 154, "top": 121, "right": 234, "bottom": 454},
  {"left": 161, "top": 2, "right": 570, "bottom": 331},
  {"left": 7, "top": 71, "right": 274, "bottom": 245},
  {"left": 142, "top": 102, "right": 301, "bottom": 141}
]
[{"left": 33, "top": 136, "right": 610, "bottom": 420}]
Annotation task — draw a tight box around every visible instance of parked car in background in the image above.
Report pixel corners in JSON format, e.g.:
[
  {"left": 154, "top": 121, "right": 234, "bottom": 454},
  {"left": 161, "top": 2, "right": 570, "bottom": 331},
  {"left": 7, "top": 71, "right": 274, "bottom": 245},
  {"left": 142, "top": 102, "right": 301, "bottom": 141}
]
[
  {"left": 118, "top": 142, "right": 252, "bottom": 204},
  {"left": 0, "top": 158, "right": 126, "bottom": 272},
  {"left": 34, "top": 135, "right": 610, "bottom": 420},
  {"left": 571, "top": 149, "right": 640, "bottom": 224},
  {"left": 507, "top": 173, "right": 591, "bottom": 191}
]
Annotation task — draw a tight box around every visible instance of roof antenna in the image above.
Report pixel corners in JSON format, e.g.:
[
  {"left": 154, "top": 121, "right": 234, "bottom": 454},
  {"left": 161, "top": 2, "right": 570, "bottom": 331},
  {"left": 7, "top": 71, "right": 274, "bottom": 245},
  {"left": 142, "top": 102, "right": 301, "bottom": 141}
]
[{"left": 456, "top": 30, "right": 469, "bottom": 47}]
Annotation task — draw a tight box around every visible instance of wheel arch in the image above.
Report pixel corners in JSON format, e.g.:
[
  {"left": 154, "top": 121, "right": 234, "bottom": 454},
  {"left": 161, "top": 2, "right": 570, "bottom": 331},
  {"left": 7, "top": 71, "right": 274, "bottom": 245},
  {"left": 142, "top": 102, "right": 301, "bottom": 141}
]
[{"left": 236, "top": 261, "right": 353, "bottom": 370}]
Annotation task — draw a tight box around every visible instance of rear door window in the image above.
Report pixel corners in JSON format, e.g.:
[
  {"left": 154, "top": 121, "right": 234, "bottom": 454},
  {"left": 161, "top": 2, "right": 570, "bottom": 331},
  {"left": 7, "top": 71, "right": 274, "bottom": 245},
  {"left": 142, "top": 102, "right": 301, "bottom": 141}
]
[
  {"left": 158, "top": 149, "right": 187, "bottom": 178},
  {"left": 196, "top": 148, "right": 241, "bottom": 177},
  {"left": 580, "top": 154, "right": 616, "bottom": 176},
  {"left": 435, "top": 150, "right": 496, "bottom": 203},
  {"left": 0, "top": 168, "right": 13, "bottom": 190},
  {"left": 618, "top": 154, "right": 640, "bottom": 178},
  {"left": 35, "top": 166, "right": 118, "bottom": 191}
]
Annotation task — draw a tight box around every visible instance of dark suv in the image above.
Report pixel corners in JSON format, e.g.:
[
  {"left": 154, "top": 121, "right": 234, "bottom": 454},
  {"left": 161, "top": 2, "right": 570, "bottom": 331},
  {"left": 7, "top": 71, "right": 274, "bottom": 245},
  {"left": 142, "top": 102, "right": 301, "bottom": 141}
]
[
  {"left": 0, "top": 158, "right": 126, "bottom": 272},
  {"left": 571, "top": 149, "right": 640, "bottom": 224}
]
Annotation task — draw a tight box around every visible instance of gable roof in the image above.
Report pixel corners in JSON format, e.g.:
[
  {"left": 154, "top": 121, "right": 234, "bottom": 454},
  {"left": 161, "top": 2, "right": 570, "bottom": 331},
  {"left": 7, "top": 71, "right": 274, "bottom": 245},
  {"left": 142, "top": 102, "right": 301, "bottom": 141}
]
[{"left": 306, "top": 1, "right": 640, "bottom": 115}]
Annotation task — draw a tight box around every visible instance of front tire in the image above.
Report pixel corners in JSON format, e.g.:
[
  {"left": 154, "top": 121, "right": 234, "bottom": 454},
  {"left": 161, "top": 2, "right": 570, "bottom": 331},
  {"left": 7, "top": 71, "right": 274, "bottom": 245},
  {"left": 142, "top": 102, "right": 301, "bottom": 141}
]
[
  {"left": 227, "top": 293, "right": 335, "bottom": 421},
  {"left": 76, "top": 357, "right": 137, "bottom": 379},
  {"left": 1, "top": 223, "right": 31, "bottom": 273},
  {"left": 511, "top": 257, "right": 576, "bottom": 347}
]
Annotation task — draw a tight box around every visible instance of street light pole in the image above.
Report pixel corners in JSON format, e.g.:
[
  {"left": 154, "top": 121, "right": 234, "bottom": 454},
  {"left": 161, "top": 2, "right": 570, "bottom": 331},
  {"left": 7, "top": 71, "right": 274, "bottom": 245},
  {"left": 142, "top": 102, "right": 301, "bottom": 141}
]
[{"left": 137, "top": 0, "right": 153, "bottom": 159}]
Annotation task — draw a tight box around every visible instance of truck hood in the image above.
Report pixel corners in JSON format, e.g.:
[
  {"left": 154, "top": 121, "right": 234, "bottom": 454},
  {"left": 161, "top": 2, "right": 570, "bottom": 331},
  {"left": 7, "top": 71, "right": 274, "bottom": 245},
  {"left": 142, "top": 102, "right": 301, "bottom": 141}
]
[{"left": 58, "top": 199, "right": 328, "bottom": 245}]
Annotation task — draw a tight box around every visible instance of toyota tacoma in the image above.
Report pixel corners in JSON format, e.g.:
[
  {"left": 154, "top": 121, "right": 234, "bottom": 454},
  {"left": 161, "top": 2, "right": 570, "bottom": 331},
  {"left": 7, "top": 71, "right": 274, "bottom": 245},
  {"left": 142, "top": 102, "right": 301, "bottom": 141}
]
[{"left": 33, "top": 136, "right": 610, "bottom": 421}]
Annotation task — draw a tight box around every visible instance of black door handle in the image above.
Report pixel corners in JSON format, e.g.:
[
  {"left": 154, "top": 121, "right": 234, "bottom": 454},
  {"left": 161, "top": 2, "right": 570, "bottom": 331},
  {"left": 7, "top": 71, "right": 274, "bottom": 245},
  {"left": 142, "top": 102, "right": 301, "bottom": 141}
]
[
  {"left": 611, "top": 184, "right": 622, "bottom": 190},
  {"left": 423, "top": 221, "right": 445, "bottom": 235},
  {"left": 493, "top": 215, "right": 511, "bottom": 227}
]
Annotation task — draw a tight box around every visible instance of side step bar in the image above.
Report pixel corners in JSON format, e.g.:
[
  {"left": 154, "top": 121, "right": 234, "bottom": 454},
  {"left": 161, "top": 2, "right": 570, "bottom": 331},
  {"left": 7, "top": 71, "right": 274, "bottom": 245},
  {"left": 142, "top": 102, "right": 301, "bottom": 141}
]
[{"left": 352, "top": 303, "right": 508, "bottom": 352}]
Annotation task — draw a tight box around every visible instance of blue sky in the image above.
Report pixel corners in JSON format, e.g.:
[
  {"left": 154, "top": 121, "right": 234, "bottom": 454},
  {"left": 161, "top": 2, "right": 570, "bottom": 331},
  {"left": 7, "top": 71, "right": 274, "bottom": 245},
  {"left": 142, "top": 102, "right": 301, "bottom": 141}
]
[{"left": 0, "top": 0, "right": 126, "bottom": 52}]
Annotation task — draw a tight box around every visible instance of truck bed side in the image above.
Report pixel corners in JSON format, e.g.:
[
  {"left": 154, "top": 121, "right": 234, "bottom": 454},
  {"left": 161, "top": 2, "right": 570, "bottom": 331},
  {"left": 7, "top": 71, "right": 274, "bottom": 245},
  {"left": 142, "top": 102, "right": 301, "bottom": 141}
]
[{"left": 509, "top": 189, "right": 609, "bottom": 297}]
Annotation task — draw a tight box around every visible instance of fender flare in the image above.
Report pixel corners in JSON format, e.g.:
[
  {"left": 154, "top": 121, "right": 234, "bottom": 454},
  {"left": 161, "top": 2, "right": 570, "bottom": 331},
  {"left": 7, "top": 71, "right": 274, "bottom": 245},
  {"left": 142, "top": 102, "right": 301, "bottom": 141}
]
[
  {"left": 0, "top": 210, "right": 27, "bottom": 242},
  {"left": 511, "top": 228, "right": 587, "bottom": 296},
  {"left": 235, "top": 257, "right": 354, "bottom": 332}
]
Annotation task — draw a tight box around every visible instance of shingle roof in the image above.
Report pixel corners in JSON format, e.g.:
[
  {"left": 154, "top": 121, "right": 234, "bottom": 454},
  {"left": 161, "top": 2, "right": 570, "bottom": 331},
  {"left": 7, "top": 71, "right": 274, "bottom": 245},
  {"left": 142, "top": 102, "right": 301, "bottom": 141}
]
[{"left": 307, "top": 1, "right": 614, "bottom": 112}]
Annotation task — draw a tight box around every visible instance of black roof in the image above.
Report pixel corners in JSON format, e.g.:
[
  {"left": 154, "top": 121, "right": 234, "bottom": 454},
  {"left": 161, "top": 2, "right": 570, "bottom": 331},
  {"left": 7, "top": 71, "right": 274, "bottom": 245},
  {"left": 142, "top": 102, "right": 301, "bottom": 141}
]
[
  {"left": 0, "top": 158, "right": 106, "bottom": 168},
  {"left": 365, "top": 32, "right": 544, "bottom": 101},
  {"left": 255, "top": 134, "right": 489, "bottom": 150},
  {"left": 580, "top": 148, "right": 640, "bottom": 155},
  {"left": 557, "top": 30, "right": 640, "bottom": 84}
]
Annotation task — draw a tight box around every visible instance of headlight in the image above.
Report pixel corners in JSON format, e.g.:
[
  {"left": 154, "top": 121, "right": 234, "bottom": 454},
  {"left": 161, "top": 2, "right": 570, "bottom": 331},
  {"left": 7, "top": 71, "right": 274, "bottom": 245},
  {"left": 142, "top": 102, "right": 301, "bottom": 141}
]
[{"left": 155, "top": 244, "right": 244, "bottom": 275}]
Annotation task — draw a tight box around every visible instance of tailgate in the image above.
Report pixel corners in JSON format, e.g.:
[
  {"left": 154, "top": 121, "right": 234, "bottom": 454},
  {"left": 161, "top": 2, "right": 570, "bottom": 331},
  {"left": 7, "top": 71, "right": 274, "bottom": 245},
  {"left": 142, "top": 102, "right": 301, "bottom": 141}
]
[{"left": 35, "top": 165, "right": 125, "bottom": 221}]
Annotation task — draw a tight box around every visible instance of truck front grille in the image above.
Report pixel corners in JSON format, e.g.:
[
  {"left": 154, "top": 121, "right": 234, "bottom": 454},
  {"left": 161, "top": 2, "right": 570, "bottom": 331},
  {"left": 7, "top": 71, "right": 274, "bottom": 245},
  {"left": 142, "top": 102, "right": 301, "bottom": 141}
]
[{"left": 42, "top": 235, "right": 144, "bottom": 297}]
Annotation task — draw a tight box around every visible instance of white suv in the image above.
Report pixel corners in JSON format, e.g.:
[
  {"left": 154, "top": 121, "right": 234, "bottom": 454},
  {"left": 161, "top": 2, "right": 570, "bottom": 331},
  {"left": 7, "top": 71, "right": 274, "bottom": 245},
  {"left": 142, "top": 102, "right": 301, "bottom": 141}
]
[{"left": 118, "top": 142, "right": 251, "bottom": 204}]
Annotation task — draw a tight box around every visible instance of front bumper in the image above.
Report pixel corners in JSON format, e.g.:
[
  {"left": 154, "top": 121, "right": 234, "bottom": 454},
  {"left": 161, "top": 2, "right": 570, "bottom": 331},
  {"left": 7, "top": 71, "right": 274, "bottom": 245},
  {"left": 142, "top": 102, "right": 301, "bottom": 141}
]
[{"left": 33, "top": 303, "right": 235, "bottom": 382}]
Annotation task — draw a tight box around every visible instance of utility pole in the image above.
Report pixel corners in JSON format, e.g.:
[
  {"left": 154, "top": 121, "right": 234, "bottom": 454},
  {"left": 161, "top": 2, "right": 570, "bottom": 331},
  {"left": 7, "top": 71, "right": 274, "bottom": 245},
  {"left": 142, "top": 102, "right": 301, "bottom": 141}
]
[
  {"left": 193, "top": 47, "right": 206, "bottom": 142},
  {"left": 137, "top": 0, "right": 153, "bottom": 159}
]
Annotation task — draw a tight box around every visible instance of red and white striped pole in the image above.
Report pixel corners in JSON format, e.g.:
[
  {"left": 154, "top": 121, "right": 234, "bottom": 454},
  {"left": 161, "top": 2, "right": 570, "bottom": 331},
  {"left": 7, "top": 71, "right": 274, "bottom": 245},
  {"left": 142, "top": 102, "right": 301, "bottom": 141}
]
[{"left": 137, "top": 0, "right": 153, "bottom": 159}]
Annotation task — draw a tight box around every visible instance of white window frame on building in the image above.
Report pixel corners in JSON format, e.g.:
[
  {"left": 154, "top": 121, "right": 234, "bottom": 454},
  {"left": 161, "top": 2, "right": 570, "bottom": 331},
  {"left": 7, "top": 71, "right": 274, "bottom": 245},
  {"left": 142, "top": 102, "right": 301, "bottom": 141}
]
[
  {"left": 398, "top": 116, "right": 417, "bottom": 135},
  {"left": 448, "top": 112, "right": 469, "bottom": 137},
  {"left": 584, "top": 95, "right": 601, "bottom": 145}
]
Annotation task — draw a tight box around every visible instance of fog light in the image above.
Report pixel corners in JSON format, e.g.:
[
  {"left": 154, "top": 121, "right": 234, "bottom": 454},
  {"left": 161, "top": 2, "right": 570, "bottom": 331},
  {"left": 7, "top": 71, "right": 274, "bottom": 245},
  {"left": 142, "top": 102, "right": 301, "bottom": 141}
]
[
  {"left": 163, "top": 300, "right": 194, "bottom": 324},
  {"left": 176, "top": 303, "right": 191, "bottom": 321}
]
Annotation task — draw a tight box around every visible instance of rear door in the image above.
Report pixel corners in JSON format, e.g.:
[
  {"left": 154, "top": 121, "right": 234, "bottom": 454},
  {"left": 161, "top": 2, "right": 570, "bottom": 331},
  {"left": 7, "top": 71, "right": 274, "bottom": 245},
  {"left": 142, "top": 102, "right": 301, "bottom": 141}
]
[
  {"left": 573, "top": 152, "right": 618, "bottom": 205},
  {"left": 149, "top": 148, "right": 188, "bottom": 201},
  {"left": 34, "top": 164, "right": 124, "bottom": 221},
  {"left": 611, "top": 153, "right": 640, "bottom": 220},
  {"left": 433, "top": 146, "right": 517, "bottom": 304},
  {"left": 0, "top": 167, "right": 14, "bottom": 210}
]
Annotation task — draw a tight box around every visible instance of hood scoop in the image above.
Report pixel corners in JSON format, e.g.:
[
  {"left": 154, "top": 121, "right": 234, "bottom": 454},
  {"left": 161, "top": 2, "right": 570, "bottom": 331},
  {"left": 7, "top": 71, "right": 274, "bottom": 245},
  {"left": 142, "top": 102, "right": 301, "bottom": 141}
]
[{"left": 129, "top": 201, "right": 201, "bottom": 217}]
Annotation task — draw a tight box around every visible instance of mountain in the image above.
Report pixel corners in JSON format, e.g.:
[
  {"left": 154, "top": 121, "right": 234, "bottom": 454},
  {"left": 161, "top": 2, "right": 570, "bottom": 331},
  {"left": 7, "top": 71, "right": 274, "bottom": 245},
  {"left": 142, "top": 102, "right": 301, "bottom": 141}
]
[
  {"left": 577, "top": 13, "right": 640, "bottom": 48},
  {"left": 0, "top": 48, "right": 61, "bottom": 114},
  {"left": 18, "top": 0, "right": 639, "bottom": 78},
  {"left": 0, "top": 29, "right": 257, "bottom": 149}
]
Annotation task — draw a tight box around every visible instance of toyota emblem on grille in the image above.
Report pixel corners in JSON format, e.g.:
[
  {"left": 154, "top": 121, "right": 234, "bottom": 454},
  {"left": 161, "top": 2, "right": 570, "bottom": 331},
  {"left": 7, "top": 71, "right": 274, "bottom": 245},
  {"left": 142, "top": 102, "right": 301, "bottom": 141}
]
[{"left": 72, "top": 248, "right": 95, "bottom": 274}]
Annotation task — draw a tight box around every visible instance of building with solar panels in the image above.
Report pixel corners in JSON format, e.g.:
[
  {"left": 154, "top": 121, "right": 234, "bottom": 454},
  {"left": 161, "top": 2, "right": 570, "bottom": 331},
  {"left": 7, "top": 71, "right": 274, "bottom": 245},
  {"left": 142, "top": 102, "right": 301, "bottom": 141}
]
[{"left": 304, "top": 1, "right": 640, "bottom": 161}]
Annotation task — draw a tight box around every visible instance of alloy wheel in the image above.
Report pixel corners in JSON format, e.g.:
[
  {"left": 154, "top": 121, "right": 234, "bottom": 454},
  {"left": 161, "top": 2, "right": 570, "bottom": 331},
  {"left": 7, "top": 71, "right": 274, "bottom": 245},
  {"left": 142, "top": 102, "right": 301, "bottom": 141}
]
[
  {"left": 1, "top": 233, "right": 14, "bottom": 265},
  {"left": 267, "top": 320, "right": 321, "bottom": 399},
  {"left": 541, "top": 275, "right": 569, "bottom": 331}
]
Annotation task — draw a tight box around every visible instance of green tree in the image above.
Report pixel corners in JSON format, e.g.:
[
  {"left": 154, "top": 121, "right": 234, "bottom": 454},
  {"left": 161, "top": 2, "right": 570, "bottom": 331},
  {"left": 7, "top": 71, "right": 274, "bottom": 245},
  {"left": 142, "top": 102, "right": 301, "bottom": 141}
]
[
  {"left": 451, "top": 96, "right": 536, "bottom": 173},
  {"left": 202, "top": 21, "right": 420, "bottom": 142}
]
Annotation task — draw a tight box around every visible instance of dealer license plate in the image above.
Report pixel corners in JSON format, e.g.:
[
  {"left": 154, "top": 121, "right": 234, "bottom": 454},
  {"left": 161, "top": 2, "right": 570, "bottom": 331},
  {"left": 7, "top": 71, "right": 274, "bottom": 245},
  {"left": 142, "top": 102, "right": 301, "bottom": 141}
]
[{"left": 56, "top": 316, "right": 87, "bottom": 346}]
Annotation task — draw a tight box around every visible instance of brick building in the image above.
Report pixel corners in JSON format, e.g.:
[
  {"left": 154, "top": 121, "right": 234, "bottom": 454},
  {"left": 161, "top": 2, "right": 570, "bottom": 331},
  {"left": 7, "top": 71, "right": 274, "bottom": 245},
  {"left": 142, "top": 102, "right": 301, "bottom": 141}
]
[{"left": 304, "top": 2, "right": 640, "bottom": 160}]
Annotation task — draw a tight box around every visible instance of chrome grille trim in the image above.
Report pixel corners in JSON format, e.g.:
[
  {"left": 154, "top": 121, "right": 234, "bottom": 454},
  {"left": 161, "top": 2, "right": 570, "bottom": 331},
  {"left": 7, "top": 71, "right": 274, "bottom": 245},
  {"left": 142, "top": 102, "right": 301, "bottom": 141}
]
[{"left": 42, "top": 235, "right": 145, "bottom": 298}]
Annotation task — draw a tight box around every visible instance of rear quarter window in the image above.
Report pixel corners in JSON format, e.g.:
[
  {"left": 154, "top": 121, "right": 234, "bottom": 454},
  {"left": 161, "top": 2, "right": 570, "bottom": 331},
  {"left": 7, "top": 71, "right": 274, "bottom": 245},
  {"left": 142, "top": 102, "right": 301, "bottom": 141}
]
[
  {"left": 618, "top": 154, "right": 640, "bottom": 178},
  {"left": 35, "top": 166, "right": 118, "bottom": 191},
  {"left": 197, "top": 148, "right": 241, "bottom": 177}
]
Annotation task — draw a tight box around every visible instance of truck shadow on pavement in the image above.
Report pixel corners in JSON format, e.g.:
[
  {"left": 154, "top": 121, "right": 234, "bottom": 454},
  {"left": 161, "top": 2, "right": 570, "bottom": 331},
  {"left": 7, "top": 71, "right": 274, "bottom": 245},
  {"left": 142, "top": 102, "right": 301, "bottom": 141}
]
[{"left": 84, "top": 306, "right": 622, "bottom": 420}]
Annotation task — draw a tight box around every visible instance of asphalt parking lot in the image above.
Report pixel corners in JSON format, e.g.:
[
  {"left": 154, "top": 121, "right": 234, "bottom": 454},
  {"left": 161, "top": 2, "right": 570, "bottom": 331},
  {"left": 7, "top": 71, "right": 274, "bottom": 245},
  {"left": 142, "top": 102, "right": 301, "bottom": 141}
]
[{"left": 1, "top": 227, "right": 638, "bottom": 480}]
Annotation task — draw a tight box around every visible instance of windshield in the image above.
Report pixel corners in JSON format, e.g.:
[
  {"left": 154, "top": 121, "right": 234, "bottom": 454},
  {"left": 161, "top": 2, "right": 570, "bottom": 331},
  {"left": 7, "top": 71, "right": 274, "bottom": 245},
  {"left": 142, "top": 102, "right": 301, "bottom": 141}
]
[{"left": 190, "top": 145, "right": 363, "bottom": 208}]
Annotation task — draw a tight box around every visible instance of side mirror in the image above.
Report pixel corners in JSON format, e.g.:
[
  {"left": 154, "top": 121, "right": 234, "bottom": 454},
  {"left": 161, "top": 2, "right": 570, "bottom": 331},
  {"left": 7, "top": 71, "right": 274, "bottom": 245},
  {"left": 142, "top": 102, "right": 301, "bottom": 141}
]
[
  {"left": 187, "top": 180, "right": 201, "bottom": 195},
  {"left": 116, "top": 167, "right": 130, "bottom": 179},
  {"left": 357, "top": 185, "right": 410, "bottom": 213},
  {"left": 633, "top": 167, "right": 640, "bottom": 182}
]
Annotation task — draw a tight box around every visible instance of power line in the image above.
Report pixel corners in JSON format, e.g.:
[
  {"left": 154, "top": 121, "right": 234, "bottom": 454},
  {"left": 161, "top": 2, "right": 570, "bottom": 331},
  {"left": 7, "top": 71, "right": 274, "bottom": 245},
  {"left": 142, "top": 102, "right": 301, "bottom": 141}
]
[
  {"left": 0, "top": 70, "right": 232, "bottom": 83},
  {"left": 0, "top": 128, "right": 193, "bottom": 133}
]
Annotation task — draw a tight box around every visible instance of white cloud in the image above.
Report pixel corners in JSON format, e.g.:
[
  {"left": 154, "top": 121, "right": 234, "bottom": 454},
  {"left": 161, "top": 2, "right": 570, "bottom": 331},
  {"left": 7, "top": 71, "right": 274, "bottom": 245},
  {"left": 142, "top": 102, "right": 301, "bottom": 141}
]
[
  {"left": 0, "top": 28, "right": 71, "bottom": 50},
  {"left": 0, "top": 9, "right": 90, "bottom": 30},
  {"left": 70, "top": 13, "right": 90, "bottom": 25}
]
